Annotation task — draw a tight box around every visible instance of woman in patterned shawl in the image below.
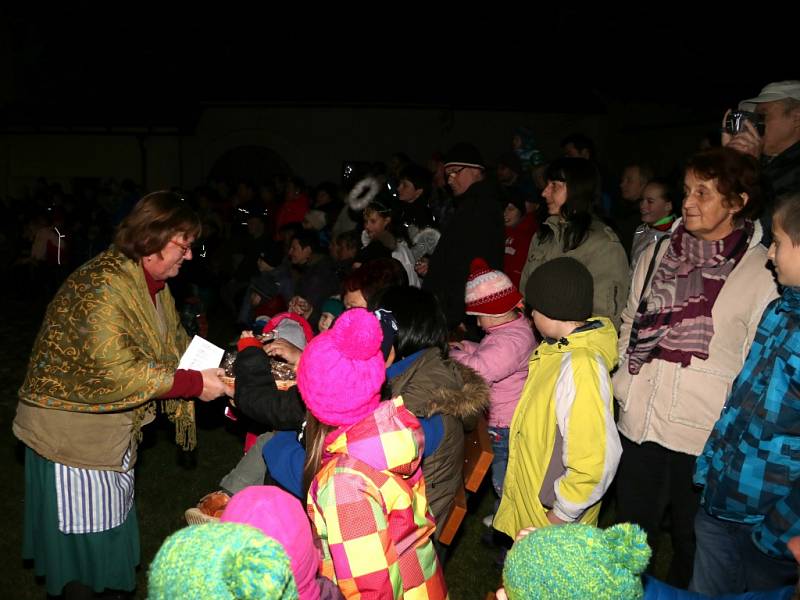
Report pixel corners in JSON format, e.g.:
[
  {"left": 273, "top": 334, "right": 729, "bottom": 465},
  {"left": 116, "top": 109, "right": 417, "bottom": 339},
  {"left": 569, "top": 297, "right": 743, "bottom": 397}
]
[{"left": 13, "top": 191, "right": 233, "bottom": 598}]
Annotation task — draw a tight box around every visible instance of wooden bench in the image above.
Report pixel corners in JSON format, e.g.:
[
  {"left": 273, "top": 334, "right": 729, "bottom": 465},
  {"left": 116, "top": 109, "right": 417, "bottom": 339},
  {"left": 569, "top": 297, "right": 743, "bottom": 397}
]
[{"left": 438, "top": 414, "right": 494, "bottom": 546}]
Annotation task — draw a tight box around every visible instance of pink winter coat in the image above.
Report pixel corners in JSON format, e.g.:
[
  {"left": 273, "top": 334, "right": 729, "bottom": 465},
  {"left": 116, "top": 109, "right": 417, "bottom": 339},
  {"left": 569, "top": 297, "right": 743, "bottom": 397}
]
[{"left": 450, "top": 314, "right": 537, "bottom": 428}]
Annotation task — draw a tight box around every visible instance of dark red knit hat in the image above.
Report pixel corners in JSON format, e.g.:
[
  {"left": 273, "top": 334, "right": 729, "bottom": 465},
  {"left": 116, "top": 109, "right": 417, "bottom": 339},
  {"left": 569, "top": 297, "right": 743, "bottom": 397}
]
[{"left": 464, "top": 258, "right": 523, "bottom": 317}]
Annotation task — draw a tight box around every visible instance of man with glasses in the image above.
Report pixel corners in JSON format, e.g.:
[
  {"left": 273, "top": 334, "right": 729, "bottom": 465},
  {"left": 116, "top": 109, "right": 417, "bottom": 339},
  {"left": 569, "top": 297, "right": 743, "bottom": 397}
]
[{"left": 423, "top": 142, "right": 505, "bottom": 330}]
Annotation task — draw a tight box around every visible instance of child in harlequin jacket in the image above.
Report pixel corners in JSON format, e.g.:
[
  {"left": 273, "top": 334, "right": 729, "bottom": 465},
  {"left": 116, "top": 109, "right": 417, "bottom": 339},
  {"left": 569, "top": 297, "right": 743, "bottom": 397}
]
[
  {"left": 298, "top": 308, "right": 448, "bottom": 600},
  {"left": 693, "top": 194, "right": 800, "bottom": 595}
]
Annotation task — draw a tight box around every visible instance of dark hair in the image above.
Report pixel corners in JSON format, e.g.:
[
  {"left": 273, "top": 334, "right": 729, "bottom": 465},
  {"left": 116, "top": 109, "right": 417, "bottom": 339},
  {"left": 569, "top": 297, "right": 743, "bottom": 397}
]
[
  {"left": 538, "top": 157, "right": 598, "bottom": 252},
  {"left": 114, "top": 191, "right": 201, "bottom": 261},
  {"left": 645, "top": 176, "right": 681, "bottom": 215},
  {"left": 560, "top": 133, "right": 595, "bottom": 158},
  {"left": 292, "top": 228, "right": 322, "bottom": 254},
  {"left": 314, "top": 181, "right": 340, "bottom": 204},
  {"left": 334, "top": 229, "right": 360, "bottom": 251},
  {"left": 398, "top": 164, "right": 432, "bottom": 201},
  {"left": 342, "top": 258, "right": 408, "bottom": 307},
  {"left": 684, "top": 147, "right": 763, "bottom": 224},
  {"left": 773, "top": 193, "right": 800, "bottom": 246},
  {"left": 624, "top": 162, "right": 655, "bottom": 184},
  {"left": 376, "top": 286, "right": 448, "bottom": 359}
]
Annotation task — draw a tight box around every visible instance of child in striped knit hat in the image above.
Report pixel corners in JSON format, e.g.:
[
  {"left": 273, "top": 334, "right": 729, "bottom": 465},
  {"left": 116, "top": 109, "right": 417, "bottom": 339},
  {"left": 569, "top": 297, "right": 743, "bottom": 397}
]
[{"left": 450, "top": 258, "right": 537, "bottom": 526}]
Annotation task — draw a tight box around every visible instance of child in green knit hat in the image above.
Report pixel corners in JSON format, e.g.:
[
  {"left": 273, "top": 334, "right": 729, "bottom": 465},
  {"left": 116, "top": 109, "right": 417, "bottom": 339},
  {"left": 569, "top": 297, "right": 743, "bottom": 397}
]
[
  {"left": 500, "top": 523, "right": 651, "bottom": 600},
  {"left": 148, "top": 522, "right": 298, "bottom": 599}
]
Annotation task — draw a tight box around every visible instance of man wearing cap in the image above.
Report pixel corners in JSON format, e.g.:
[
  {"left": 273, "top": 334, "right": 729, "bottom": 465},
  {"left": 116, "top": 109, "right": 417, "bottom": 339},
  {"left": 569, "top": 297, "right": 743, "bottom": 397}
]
[
  {"left": 423, "top": 142, "right": 505, "bottom": 330},
  {"left": 727, "top": 80, "right": 800, "bottom": 244}
]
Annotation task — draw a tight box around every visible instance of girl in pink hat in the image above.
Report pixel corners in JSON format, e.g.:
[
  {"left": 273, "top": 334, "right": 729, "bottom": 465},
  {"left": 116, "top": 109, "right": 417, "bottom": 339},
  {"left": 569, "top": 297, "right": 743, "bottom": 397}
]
[{"left": 298, "top": 308, "right": 448, "bottom": 599}]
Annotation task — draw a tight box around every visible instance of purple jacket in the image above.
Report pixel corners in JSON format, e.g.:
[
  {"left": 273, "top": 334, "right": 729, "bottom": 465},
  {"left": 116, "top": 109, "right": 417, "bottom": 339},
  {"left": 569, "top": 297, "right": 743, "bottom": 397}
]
[{"left": 450, "top": 314, "right": 537, "bottom": 427}]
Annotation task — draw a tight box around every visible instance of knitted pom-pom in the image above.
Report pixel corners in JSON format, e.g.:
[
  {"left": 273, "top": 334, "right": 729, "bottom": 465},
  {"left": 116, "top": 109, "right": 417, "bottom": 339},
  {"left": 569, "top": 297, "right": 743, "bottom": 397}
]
[
  {"left": 603, "top": 523, "right": 651, "bottom": 574},
  {"left": 330, "top": 308, "right": 382, "bottom": 360},
  {"left": 470, "top": 257, "right": 490, "bottom": 274}
]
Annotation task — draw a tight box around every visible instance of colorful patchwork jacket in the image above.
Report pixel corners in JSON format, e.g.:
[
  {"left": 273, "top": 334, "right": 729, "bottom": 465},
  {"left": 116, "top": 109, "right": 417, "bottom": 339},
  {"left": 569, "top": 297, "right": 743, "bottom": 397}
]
[
  {"left": 695, "top": 287, "right": 800, "bottom": 560},
  {"left": 307, "top": 396, "right": 448, "bottom": 600}
]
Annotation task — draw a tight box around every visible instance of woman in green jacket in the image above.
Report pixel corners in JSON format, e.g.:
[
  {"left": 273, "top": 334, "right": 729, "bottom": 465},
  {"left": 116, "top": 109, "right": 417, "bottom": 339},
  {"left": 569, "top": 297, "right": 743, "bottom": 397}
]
[{"left": 519, "top": 158, "right": 630, "bottom": 329}]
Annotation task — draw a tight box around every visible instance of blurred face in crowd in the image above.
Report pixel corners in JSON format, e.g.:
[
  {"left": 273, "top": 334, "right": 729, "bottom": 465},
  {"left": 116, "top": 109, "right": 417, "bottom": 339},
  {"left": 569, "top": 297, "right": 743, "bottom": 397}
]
[
  {"left": 542, "top": 179, "right": 568, "bottom": 216},
  {"left": 288, "top": 238, "right": 312, "bottom": 265},
  {"left": 563, "top": 143, "right": 591, "bottom": 159},
  {"left": 640, "top": 183, "right": 673, "bottom": 225},
  {"left": 682, "top": 170, "right": 745, "bottom": 241},
  {"left": 497, "top": 164, "right": 518, "bottom": 186},
  {"left": 504, "top": 203, "right": 524, "bottom": 228},
  {"left": 620, "top": 166, "right": 647, "bottom": 202},
  {"left": 364, "top": 210, "right": 391, "bottom": 239},
  {"left": 145, "top": 234, "right": 194, "bottom": 281},
  {"left": 397, "top": 178, "right": 423, "bottom": 203},
  {"left": 445, "top": 165, "right": 483, "bottom": 196},
  {"left": 756, "top": 99, "right": 800, "bottom": 156}
]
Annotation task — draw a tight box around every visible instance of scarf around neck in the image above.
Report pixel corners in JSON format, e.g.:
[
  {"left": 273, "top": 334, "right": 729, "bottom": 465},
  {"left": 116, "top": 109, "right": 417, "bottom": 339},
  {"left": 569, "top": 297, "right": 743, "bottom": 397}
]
[{"left": 626, "top": 220, "right": 753, "bottom": 374}]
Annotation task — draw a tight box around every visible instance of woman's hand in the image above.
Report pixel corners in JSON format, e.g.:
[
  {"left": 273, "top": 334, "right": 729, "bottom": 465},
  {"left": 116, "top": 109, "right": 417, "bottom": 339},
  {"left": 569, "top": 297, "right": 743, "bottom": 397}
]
[
  {"left": 199, "top": 368, "right": 233, "bottom": 401},
  {"left": 264, "top": 338, "right": 302, "bottom": 367},
  {"left": 240, "top": 329, "right": 255, "bottom": 339}
]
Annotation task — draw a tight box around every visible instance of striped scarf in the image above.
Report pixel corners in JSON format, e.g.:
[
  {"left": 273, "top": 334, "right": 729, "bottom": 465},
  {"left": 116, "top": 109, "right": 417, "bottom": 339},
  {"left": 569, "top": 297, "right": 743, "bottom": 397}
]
[{"left": 627, "top": 221, "right": 753, "bottom": 374}]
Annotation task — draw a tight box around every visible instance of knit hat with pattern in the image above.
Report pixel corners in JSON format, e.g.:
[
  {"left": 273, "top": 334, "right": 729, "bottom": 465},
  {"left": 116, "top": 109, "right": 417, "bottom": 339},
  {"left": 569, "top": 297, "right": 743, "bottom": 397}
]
[
  {"left": 297, "top": 307, "right": 385, "bottom": 426},
  {"left": 524, "top": 256, "right": 594, "bottom": 322},
  {"left": 503, "top": 523, "right": 651, "bottom": 600},
  {"left": 148, "top": 522, "right": 297, "bottom": 600},
  {"left": 465, "top": 258, "right": 522, "bottom": 317}
]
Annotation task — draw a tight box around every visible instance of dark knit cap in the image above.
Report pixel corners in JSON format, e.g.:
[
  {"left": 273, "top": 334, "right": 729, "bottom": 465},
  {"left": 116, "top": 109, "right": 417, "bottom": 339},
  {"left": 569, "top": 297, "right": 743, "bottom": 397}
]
[
  {"left": 525, "top": 257, "right": 594, "bottom": 321},
  {"left": 444, "top": 142, "right": 485, "bottom": 170}
]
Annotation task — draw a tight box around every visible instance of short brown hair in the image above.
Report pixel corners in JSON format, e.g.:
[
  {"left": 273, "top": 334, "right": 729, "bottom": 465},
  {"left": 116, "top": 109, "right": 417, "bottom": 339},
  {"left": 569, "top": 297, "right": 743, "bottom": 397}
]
[
  {"left": 685, "top": 147, "right": 763, "bottom": 224},
  {"left": 114, "top": 191, "right": 201, "bottom": 260},
  {"left": 773, "top": 193, "right": 800, "bottom": 246}
]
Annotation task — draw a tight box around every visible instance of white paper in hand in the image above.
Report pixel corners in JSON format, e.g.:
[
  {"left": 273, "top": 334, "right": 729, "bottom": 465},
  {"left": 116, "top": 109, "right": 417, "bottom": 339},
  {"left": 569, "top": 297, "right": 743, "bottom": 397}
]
[{"left": 178, "top": 335, "right": 225, "bottom": 371}]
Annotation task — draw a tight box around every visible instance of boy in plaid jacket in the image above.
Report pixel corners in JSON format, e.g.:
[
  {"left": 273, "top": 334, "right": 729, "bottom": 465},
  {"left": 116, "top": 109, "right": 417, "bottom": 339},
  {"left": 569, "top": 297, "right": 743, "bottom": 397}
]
[{"left": 693, "top": 194, "right": 800, "bottom": 595}]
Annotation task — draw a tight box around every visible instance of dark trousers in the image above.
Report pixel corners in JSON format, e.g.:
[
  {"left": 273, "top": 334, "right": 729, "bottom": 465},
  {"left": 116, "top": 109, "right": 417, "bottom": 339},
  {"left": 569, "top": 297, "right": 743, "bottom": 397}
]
[
  {"left": 690, "top": 508, "right": 798, "bottom": 595},
  {"left": 615, "top": 436, "right": 700, "bottom": 588}
]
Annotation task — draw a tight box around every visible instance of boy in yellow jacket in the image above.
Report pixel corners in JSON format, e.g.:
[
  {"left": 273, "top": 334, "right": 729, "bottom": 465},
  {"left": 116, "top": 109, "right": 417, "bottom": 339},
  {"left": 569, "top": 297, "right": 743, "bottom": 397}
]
[{"left": 494, "top": 257, "right": 622, "bottom": 538}]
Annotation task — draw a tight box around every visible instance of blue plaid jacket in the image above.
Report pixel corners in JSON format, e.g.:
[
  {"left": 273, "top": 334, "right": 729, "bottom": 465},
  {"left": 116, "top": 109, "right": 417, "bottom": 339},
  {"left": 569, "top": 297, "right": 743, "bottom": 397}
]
[{"left": 695, "top": 286, "right": 800, "bottom": 560}]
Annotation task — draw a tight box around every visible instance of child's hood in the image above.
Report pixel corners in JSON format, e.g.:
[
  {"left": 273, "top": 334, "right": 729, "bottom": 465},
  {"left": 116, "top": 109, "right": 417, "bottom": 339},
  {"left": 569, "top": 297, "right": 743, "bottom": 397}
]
[
  {"left": 538, "top": 316, "right": 619, "bottom": 372},
  {"left": 323, "top": 396, "right": 424, "bottom": 478}
]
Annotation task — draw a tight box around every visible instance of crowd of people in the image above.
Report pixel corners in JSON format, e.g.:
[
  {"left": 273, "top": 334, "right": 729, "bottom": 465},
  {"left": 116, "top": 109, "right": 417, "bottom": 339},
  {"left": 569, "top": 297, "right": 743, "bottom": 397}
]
[{"left": 10, "top": 80, "right": 800, "bottom": 599}]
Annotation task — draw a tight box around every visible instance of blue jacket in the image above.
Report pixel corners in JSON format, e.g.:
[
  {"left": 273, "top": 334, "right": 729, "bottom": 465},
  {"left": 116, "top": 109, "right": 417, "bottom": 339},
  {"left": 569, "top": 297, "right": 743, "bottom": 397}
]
[
  {"left": 695, "top": 287, "right": 800, "bottom": 559},
  {"left": 643, "top": 576, "right": 793, "bottom": 599}
]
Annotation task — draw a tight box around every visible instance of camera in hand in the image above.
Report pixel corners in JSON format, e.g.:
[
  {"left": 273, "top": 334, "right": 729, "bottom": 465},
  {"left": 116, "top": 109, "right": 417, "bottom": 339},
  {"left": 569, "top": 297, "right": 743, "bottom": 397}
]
[{"left": 725, "top": 110, "right": 765, "bottom": 136}]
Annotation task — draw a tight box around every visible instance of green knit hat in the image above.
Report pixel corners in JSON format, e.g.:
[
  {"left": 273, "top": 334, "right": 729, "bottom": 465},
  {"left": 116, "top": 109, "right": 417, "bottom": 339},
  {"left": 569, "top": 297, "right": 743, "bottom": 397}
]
[
  {"left": 148, "top": 522, "right": 299, "bottom": 599},
  {"left": 503, "top": 523, "right": 651, "bottom": 600}
]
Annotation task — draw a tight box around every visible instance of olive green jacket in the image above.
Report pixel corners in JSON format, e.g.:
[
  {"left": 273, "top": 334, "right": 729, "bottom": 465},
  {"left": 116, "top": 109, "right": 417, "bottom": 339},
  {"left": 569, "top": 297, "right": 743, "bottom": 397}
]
[{"left": 519, "top": 216, "right": 630, "bottom": 329}]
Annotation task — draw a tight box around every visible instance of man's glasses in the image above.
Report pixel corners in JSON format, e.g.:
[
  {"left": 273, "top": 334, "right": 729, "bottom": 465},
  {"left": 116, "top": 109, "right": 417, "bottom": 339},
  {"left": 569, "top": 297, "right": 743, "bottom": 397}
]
[{"left": 445, "top": 167, "right": 466, "bottom": 179}]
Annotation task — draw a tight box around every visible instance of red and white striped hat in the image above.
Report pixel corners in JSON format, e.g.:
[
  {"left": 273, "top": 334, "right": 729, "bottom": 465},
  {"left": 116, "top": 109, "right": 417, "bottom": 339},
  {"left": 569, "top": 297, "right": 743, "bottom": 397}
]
[{"left": 464, "top": 258, "right": 523, "bottom": 317}]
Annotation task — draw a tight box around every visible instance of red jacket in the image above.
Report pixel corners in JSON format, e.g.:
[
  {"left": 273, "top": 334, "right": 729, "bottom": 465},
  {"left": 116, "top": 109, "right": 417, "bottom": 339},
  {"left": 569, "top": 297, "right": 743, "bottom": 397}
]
[{"left": 504, "top": 213, "right": 537, "bottom": 290}]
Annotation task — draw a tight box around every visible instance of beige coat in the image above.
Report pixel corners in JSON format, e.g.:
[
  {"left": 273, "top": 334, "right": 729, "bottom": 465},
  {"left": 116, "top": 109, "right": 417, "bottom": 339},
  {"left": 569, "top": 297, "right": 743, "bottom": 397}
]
[
  {"left": 519, "top": 216, "right": 630, "bottom": 329},
  {"left": 614, "top": 221, "right": 778, "bottom": 456}
]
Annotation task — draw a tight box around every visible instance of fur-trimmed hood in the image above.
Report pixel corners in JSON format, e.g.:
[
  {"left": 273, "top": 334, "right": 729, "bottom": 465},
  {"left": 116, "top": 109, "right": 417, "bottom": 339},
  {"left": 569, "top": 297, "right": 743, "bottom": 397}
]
[{"left": 389, "top": 347, "right": 490, "bottom": 420}]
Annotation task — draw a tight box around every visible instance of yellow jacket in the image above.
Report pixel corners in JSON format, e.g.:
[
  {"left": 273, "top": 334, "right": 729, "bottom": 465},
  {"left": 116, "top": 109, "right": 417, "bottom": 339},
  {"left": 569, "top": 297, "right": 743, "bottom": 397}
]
[{"left": 494, "top": 317, "right": 621, "bottom": 537}]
